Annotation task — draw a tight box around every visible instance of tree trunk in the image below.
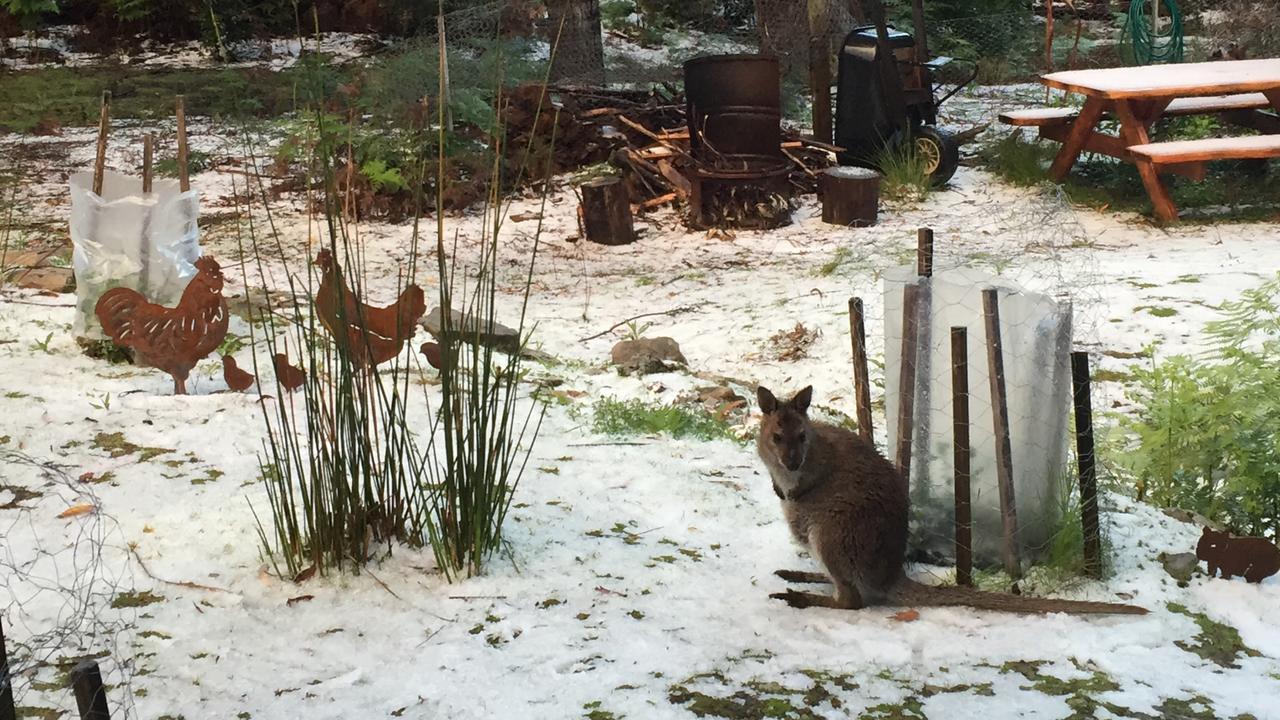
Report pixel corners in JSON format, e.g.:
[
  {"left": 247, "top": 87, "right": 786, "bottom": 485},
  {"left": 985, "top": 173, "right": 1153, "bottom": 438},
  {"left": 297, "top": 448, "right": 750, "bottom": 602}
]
[
  {"left": 808, "top": 0, "right": 833, "bottom": 144},
  {"left": 547, "top": 0, "right": 605, "bottom": 86}
]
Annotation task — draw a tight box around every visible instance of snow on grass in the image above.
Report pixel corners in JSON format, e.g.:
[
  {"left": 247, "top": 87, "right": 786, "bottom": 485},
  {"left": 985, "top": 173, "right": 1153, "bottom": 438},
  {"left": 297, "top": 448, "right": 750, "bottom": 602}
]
[{"left": 4, "top": 104, "right": 1280, "bottom": 718}]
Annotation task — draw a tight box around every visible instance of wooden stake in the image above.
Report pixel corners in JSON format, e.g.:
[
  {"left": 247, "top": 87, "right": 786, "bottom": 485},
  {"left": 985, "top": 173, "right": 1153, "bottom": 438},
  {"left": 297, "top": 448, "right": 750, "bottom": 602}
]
[
  {"left": 142, "top": 134, "right": 154, "bottom": 194},
  {"left": 951, "top": 327, "right": 972, "bottom": 587},
  {"left": 849, "top": 297, "right": 874, "bottom": 443},
  {"left": 894, "top": 283, "right": 920, "bottom": 490},
  {"left": 1072, "top": 350, "right": 1102, "bottom": 577},
  {"left": 70, "top": 660, "right": 111, "bottom": 720},
  {"left": 983, "top": 288, "right": 1022, "bottom": 578},
  {"left": 1, "top": 616, "right": 14, "bottom": 720},
  {"left": 175, "top": 95, "right": 190, "bottom": 193},
  {"left": 93, "top": 91, "right": 111, "bottom": 197},
  {"left": 917, "top": 227, "right": 933, "bottom": 277}
]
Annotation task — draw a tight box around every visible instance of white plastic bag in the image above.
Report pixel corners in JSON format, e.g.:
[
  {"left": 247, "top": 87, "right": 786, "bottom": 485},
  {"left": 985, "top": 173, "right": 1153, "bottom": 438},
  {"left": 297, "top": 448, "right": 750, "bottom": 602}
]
[
  {"left": 69, "top": 170, "right": 201, "bottom": 338},
  {"left": 883, "top": 266, "right": 1074, "bottom": 566}
]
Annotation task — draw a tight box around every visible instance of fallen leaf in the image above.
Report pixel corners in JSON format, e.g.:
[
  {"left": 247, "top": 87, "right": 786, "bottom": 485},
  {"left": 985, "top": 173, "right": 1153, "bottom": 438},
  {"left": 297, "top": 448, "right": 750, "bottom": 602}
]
[
  {"left": 57, "top": 503, "right": 95, "bottom": 519},
  {"left": 890, "top": 609, "right": 920, "bottom": 622},
  {"left": 78, "top": 471, "right": 95, "bottom": 482},
  {"left": 293, "top": 565, "right": 317, "bottom": 583},
  {"left": 286, "top": 594, "right": 315, "bottom": 607},
  {"left": 510, "top": 212, "right": 542, "bottom": 222}
]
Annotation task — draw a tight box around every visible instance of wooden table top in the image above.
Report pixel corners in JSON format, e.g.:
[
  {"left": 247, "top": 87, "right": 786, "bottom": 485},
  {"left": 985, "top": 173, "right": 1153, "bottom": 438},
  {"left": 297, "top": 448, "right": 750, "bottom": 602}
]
[{"left": 1042, "top": 59, "right": 1280, "bottom": 99}]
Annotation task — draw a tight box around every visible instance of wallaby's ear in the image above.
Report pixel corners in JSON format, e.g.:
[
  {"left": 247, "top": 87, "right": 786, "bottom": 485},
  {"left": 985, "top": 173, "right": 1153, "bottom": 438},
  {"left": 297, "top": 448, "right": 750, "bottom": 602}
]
[
  {"left": 757, "top": 386, "right": 778, "bottom": 415},
  {"left": 791, "top": 385, "right": 813, "bottom": 414}
]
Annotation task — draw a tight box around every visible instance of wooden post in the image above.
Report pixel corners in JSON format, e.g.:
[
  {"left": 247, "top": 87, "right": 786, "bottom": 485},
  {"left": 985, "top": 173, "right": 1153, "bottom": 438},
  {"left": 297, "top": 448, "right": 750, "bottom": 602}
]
[
  {"left": 910, "top": 0, "right": 929, "bottom": 88},
  {"left": 983, "top": 288, "right": 1021, "bottom": 578},
  {"left": 820, "top": 167, "right": 880, "bottom": 226},
  {"left": 917, "top": 227, "right": 933, "bottom": 277},
  {"left": 175, "top": 95, "right": 190, "bottom": 193},
  {"left": 1072, "top": 351, "right": 1102, "bottom": 577},
  {"left": 895, "top": 283, "right": 920, "bottom": 490},
  {"left": 93, "top": 91, "right": 111, "bottom": 197},
  {"left": 142, "top": 134, "right": 154, "bottom": 194},
  {"left": 580, "top": 177, "right": 635, "bottom": 246},
  {"left": 951, "top": 326, "right": 972, "bottom": 587},
  {"left": 808, "top": 0, "right": 833, "bottom": 144},
  {"left": 849, "top": 297, "right": 873, "bottom": 443},
  {"left": 1, "top": 616, "right": 14, "bottom": 720},
  {"left": 70, "top": 660, "right": 111, "bottom": 720}
]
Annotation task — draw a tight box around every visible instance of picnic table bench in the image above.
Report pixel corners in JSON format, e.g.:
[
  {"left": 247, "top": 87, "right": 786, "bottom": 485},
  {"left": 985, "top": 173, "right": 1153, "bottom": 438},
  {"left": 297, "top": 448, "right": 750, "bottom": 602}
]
[{"left": 999, "top": 59, "right": 1280, "bottom": 222}]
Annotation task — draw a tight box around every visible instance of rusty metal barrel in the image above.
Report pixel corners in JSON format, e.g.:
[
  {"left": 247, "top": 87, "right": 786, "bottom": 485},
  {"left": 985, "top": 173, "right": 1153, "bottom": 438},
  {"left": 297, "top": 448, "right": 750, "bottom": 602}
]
[{"left": 683, "top": 54, "right": 789, "bottom": 177}]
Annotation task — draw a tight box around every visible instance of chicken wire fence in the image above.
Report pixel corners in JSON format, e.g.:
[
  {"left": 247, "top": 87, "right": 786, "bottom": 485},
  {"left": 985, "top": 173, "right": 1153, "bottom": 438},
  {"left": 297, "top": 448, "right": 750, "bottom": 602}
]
[
  {"left": 850, "top": 186, "right": 1112, "bottom": 572},
  {"left": 1, "top": 451, "right": 138, "bottom": 718}
]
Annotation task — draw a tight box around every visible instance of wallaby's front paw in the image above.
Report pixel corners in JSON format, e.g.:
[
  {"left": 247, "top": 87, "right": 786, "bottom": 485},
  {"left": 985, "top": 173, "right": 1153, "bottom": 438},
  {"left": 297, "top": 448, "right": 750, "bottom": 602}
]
[
  {"left": 769, "top": 588, "right": 816, "bottom": 609},
  {"left": 775, "top": 569, "right": 829, "bottom": 584}
]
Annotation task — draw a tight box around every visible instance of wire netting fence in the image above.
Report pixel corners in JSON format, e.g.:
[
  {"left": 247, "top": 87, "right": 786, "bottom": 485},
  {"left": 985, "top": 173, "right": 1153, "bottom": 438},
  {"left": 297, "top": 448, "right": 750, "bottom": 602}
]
[{"left": 1, "top": 450, "right": 137, "bottom": 718}]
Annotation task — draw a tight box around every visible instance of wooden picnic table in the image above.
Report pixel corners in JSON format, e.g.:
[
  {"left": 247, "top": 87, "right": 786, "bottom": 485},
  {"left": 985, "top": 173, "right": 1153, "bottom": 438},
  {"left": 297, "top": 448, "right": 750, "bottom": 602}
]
[{"left": 1019, "top": 59, "right": 1280, "bottom": 221}]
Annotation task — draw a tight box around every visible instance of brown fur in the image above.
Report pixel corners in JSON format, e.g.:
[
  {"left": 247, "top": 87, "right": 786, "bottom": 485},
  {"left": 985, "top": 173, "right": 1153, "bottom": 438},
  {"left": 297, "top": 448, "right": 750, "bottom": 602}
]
[
  {"left": 756, "top": 385, "right": 1147, "bottom": 615},
  {"left": 1197, "top": 527, "right": 1280, "bottom": 584}
]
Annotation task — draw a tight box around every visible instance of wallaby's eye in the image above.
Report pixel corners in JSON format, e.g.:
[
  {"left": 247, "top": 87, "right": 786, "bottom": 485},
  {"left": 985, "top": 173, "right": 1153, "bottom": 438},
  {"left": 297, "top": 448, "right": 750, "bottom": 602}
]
[{"left": 772, "top": 433, "right": 783, "bottom": 443}]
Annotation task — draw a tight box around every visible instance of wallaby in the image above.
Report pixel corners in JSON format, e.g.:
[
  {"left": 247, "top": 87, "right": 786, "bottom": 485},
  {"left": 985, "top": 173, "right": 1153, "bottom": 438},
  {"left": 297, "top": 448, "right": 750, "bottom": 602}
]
[{"left": 756, "top": 385, "right": 1146, "bottom": 615}]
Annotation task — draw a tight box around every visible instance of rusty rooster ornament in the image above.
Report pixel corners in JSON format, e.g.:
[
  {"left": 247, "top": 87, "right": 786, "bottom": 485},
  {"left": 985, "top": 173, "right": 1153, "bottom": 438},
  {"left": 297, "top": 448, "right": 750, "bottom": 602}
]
[
  {"left": 314, "top": 248, "right": 425, "bottom": 369},
  {"left": 96, "top": 256, "right": 229, "bottom": 394}
]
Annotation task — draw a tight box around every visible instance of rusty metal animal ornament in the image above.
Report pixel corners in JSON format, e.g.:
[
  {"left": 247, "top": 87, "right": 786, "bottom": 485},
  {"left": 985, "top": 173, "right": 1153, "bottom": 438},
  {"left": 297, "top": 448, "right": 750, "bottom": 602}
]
[
  {"left": 314, "top": 248, "right": 425, "bottom": 368},
  {"left": 273, "top": 353, "right": 306, "bottom": 393},
  {"left": 1197, "top": 527, "right": 1280, "bottom": 584},
  {"left": 222, "top": 354, "right": 255, "bottom": 392},
  {"left": 95, "top": 256, "right": 229, "bottom": 394}
]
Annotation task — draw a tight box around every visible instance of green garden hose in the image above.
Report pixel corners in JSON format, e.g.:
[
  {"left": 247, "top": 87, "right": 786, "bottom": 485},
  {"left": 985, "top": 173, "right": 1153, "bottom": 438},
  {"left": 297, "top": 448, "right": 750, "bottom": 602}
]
[{"left": 1122, "top": 0, "right": 1184, "bottom": 65}]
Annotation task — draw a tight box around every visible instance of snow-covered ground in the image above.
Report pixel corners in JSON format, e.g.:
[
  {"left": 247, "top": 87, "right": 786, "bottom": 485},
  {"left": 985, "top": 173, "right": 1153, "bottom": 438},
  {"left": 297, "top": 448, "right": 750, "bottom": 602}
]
[{"left": 3, "top": 85, "right": 1280, "bottom": 718}]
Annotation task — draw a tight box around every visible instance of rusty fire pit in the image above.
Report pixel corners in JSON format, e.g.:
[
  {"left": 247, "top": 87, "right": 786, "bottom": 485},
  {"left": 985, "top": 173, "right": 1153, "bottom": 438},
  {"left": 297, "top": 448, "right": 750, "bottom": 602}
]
[{"left": 683, "top": 54, "right": 794, "bottom": 229}]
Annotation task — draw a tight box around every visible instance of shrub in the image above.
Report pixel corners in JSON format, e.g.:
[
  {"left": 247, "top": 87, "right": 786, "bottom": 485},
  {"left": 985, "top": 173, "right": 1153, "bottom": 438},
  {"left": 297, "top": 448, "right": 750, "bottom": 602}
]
[
  {"left": 592, "top": 398, "right": 738, "bottom": 442},
  {"left": 1121, "top": 275, "right": 1280, "bottom": 540}
]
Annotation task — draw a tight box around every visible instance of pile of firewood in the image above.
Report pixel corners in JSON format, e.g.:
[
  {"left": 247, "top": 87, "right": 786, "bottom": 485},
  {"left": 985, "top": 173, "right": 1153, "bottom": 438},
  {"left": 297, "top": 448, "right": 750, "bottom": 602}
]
[{"left": 507, "top": 82, "right": 839, "bottom": 222}]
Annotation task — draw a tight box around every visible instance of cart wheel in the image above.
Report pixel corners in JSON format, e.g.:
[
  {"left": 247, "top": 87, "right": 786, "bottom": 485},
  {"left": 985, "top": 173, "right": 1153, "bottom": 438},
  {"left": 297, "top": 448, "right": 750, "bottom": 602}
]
[{"left": 914, "top": 126, "right": 960, "bottom": 186}]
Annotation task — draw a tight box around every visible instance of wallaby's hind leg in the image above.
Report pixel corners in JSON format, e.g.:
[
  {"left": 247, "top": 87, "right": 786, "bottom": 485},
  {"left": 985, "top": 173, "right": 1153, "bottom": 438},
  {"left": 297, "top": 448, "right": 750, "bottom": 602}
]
[
  {"left": 770, "top": 580, "right": 863, "bottom": 610},
  {"left": 775, "top": 570, "right": 830, "bottom": 584}
]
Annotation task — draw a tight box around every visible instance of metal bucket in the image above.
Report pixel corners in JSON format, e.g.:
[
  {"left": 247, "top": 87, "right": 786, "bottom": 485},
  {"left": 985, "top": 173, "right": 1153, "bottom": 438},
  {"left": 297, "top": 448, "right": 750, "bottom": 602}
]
[{"left": 683, "top": 54, "right": 789, "bottom": 177}]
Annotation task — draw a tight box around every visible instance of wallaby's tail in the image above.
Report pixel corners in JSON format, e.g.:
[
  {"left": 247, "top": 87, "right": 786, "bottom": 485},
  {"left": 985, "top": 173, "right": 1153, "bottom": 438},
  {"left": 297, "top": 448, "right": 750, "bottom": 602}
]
[{"left": 888, "top": 579, "right": 1147, "bottom": 615}]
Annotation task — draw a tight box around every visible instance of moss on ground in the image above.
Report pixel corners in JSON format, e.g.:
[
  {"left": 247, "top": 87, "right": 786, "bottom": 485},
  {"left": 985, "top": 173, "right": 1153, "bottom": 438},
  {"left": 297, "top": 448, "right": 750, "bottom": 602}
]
[{"left": 1167, "top": 603, "right": 1262, "bottom": 668}]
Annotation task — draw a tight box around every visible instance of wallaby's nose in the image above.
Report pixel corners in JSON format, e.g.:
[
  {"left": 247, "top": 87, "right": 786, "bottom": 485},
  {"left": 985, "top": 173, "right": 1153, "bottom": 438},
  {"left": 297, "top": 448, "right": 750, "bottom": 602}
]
[{"left": 785, "top": 459, "right": 802, "bottom": 472}]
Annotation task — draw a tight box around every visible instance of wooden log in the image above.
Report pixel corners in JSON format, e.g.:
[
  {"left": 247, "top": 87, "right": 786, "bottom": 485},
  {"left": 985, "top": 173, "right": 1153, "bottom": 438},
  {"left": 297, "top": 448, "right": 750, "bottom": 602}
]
[
  {"left": 176, "top": 95, "right": 190, "bottom": 193},
  {"left": 982, "top": 288, "right": 1022, "bottom": 579},
  {"left": 142, "top": 134, "right": 154, "bottom": 194},
  {"left": 580, "top": 177, "right": 635, "bottom": 246},
  {"left": 951, "top": 326, "right": 972, "bottom": 587},
  {"left": 819, "top": 166, "right": 881, "bottom": 227},
  {"left": 93, "top": 91, "right": 111, "bottom": 197},
  {"left": 849, "top": 297, "right": 873, "bottom": 443},
  {"left": 894, "top": 283, "right": 920, "bottom": 491},
  {"left": 917, "top": 227, "right": 933, "bottom": 277},
  {"left": 1072, "top": 350, "right": 1102, "bottom": 577},
  {"left": 70, "top": 660, "right": 111, "bottom": 720},
  {"left": 1, "top": 616, "right": 14, "bottom": 720}
]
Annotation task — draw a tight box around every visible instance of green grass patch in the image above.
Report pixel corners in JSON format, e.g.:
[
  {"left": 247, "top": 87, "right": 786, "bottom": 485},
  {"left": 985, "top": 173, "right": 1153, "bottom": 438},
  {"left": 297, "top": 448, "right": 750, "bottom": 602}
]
[
  {"left": 92, "top": 431, "right": 173, "bottom": 461},
  {"left": 591, "top": 398, "right": 738, "bottom": 442},
  {"left": 873, "top": 140, "right": 931, "bottom": 203},
  {"left": 980, "top": 131, "right": 1280, "bottom": 222},
  {"left": 1134, "top": 305, "right": 1178, "bottom": 318},
  {"left": 111, "top": 590, "right": 164, "bottom": 609},
  {"left": 0, "top": 61, "right": 346, "bottom": 132}
]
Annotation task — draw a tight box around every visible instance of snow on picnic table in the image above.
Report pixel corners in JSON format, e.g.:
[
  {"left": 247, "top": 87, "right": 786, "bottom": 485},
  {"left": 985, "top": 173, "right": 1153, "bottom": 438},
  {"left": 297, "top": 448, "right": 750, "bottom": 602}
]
[{"left": 4, "top": 131, "right": 1280, "bottom": 718}]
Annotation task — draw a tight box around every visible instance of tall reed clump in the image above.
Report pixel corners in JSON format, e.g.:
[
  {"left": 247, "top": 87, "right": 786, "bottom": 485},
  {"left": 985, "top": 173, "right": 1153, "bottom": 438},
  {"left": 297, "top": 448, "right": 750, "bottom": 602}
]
[
  {"left": 241, "top": 110, "right": 430, "bottom": 581},
  {"left": 421, "top": 35, "right": 548, "bottom": 579},
  {"left": 246, "top": 29, "right": 546, "bottom": 581}
]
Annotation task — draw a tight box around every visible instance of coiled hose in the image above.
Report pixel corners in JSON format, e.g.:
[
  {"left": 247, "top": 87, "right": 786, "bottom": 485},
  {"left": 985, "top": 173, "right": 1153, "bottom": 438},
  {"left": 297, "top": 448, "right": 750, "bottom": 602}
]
[{"left": 1122, "top": 0, "right": 1184, "bottom": 65}]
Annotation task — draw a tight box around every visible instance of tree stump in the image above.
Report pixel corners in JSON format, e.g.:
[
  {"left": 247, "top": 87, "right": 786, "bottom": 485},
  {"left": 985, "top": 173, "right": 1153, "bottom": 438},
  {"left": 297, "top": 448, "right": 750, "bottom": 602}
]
[
  {"left": 580, "top": 177, "right": 635, "bottom": 246},
  {"left": 820, "top": 166, "right": 881, "bottom": 227}
]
